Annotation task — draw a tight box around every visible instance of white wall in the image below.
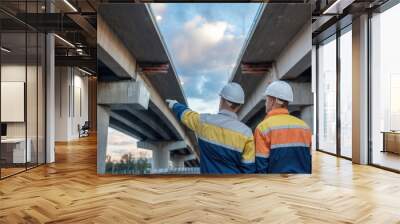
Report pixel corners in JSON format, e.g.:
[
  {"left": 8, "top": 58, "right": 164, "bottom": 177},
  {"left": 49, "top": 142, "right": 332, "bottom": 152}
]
[
  {"left": 1, "top": 65, "right": 26, "bottom": 131},
  {"left": 1, "top": 63, "right": 46, "bottom": 163},
  {"left": 54, "top": 67, "right": 89, "bottom": 141},
  {"left": 1, "top": 64, "right": 38, "bottom": 138}
]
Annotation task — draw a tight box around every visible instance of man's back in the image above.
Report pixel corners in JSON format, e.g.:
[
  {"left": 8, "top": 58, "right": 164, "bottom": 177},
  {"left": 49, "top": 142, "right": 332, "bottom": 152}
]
[
  {"left": 198, "top": 111, "right": 254, "bottom": 174},
  {"left": 254, "top": 108, "right": 312, "bottom": 173},
  {"left": 171, "top": 103, "right": 255, "bottom": 174}
]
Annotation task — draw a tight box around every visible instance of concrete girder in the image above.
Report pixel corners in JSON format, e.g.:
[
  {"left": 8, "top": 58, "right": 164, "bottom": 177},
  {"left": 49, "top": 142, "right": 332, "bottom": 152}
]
[
  {"left": 110, "top": 111, "right": 159, "bottom": 140},
  {"left": 97, "top": 14, "right": 137, "bottom": 79},
  {"left": 237, "top": 23, "right": 312, "bottom": 124},
  {"left": 124, "top": 106, "right": 172, "bottom": 140},
  {"left": 137, "top": 140, "right": 187, "bottom": 152},
  {"left": 98, "top": 4, "right": 186, "bottom": 103},
  {"left": 97, "top": 80, "right": 150, "bottom": 109},
  {"left": 138, "top": 74, "right": 199, "bottom": 158},
  {"left": 96, "top": 5, "right": 199, "bottom": 174},
  {"left": 276, "top": 22, "right": 312, "bottom": 80},
  {"left": 109, "top": 118, "right": 146, "bottom": 141}
]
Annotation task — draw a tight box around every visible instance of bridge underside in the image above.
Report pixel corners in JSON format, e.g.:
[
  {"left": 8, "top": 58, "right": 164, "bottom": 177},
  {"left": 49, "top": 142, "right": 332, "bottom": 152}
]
[
  {"left": 230, "top": 3, "right": 313, "bottom": 130},
  {"left": 96, "top": 4, "right": 199, "bottom": 174}
]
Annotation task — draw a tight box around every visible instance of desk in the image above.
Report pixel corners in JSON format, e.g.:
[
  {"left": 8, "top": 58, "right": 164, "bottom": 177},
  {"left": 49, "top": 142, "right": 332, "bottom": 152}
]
[
  {"left": 382, "top": 131, "right": 400, "bottom": 154},
  {"left": 1, "top": 138, "right": 31, "bottom": 163}
]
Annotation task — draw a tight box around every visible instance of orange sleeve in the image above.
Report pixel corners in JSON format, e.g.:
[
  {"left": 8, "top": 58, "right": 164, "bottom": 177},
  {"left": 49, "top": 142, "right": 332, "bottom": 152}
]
[{"left": 254, "top": 127, "right": 270, "bottom": 158}]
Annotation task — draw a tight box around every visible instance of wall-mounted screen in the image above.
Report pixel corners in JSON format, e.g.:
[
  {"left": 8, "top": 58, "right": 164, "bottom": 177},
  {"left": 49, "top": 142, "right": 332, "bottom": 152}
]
[{"left": 1, "top": 82, "right": 25, "bottom": 122}]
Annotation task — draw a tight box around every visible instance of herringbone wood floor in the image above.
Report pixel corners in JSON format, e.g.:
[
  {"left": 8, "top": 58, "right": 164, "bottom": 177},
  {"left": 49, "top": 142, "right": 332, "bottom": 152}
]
[{"left": 1, "top": 135, "right": 400, "bottom": 224}]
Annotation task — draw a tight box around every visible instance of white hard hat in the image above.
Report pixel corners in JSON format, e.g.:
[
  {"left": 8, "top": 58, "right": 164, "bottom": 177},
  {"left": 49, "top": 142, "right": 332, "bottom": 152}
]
[
  {"left": 219, "top": 82, "right": 245, "bottom": 104},
  {"left": 264, "top": 80, "right": 293, "bottom": 102}
]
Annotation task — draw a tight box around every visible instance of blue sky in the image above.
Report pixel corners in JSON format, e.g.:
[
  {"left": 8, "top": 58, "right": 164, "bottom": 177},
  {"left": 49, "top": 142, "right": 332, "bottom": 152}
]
[{"left": 150, "top": 3, "right": 260, "bottom": 113}]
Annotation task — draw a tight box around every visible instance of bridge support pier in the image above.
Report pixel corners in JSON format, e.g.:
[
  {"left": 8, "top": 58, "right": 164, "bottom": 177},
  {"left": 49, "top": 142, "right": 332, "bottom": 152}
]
[
  {"left": 152, "top": 147, "right": 170, "bottom": 169},
  {"left": 138, "top": 140, "right": 191, "bottom": 169},
  {"left": 171, "top": 154, "right": 197, "bottom": 168},
  {"left": 171, "top": 156, "right": 185, "bottom": 168},
  {"left": 97, "top": 105, "right": 111, "bottom": 174},
  {"left": 96, "top": 80, "right": 150, "bottom": 174}
]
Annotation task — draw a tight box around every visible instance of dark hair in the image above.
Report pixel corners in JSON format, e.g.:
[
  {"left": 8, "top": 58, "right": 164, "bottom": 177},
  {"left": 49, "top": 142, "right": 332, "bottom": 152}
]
[{"left": 226, "top": 100, "right": 241, "bottom": 110}]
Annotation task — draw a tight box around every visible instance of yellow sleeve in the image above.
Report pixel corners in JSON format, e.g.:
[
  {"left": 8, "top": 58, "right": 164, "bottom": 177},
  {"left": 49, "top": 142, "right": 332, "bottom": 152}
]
[
  {"left": 181, "top": 110, "right": 202, "bottom": 133},
  {"left": 239, "top": 136, "right": 256, "bottom": 173},
  {"left": 172, "top": 102, "right": 203, "bottom": 133},
  {"left": 242, "top": 136, "right": 255, "bottom": 162}
]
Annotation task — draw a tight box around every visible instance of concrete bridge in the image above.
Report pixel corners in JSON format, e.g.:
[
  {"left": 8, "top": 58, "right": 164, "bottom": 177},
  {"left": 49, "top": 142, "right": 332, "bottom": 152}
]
[
  {"left": 229, "top": 3, "right": 313, "bottom": 130},
  {"left": 96, "top": 4, "right": 199, "bottom": 174},
  {"left": 96, "top": 3, "right": 313, "bottom": 174}
]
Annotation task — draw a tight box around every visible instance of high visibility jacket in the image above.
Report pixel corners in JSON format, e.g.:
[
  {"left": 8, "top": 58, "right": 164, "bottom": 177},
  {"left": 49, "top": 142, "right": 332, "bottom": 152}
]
[
  {"left": 254, "top": 108, "right": 312, "bottom": 174},
  {"left": 172, "top": 103, "right": 255, "bottom": 174}
]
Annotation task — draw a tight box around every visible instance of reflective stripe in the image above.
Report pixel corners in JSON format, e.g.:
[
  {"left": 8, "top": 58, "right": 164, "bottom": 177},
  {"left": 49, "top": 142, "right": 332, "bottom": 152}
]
[
  {"left": 257, "top": 114, "right": 309, "bottom": 133},
  {"left": 241, "top": 159, "right": 255, "bottom": 164},
  {"left": 201, "top": 113, "right": 253, "bottom": 137},
  {"left": 198, "top": 136, "right": 243, "bottom": 153},
  {"left": 172, "top": 103, "right": 255, "bottom": 174},
  {"left": 270, "top": 142, "right": 309, "bottom": 149},
  {"left": 180, "top": 109, "right": 191, "bottom": 121},
  {"left": 198, "top": 122, "right": 249, "bottom": 152},
  {"left": 256, "top": 152, "right": 269, "bottom": 158},
  {"left": 261, "top": 125, "right": 309, "bottom": 136}
]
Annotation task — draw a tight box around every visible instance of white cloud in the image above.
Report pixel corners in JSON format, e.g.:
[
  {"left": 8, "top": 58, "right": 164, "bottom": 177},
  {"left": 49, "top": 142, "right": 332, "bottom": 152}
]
[
  {"left": 154, "top": 7, "right": 258, "bottom": 104},
  {"left": 172, "top": 16, "right": 237, "bottom": 66},
  {"left": 188, "top": 97, "right": 220, "bottom": 114},
  {"left": 196, "top": 75, "right": 208, "bottom": 94},
  {"left": 183, "top": 16, "right": 227, "bottom": 44},
  {"left": 151, "top": 4, "right": 167, "bottom": 19}
]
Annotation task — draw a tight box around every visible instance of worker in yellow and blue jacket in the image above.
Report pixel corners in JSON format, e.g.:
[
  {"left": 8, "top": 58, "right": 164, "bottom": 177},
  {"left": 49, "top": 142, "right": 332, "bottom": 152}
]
[
  {"left": 254, "top": 81, "right": 312, "bottom": 174},
  {"left": 166, "top": 83, "right": 255, "bottom": 174}
]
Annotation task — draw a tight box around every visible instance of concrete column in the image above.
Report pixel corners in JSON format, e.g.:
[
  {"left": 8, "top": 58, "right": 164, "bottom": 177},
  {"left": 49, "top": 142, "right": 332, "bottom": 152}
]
[
  {"left": 171, "top": 156, "right": 185, "bottom": 168},
  {"left": 352, "top": 14, "right": 369, "bottom": 164},
  {"left": 138, "top": 140, "right": 191, "bottom": 169},
  {"left": 152, "top": 147, "right": 170, "bottom": 169},
  {"left": 312, "top": 45, "right": 317, "bottom": 150},
  {"left": 97, "top": 105, "right": 110, "bottom": 174},
  {"left": 45, "top": 3, "right": 55, "bottom": 163},
  {"left": 54, "top": 67, "right": 73, "bottom": 141},
  {"left": 300, "top": 105, "right": 314, "bottom": 132}
]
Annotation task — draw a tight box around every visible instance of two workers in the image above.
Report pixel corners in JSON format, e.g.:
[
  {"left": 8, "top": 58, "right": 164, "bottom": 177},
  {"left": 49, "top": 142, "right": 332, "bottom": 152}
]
[{"left": 166, "top": 81, "right": 312, "bottom": 174}]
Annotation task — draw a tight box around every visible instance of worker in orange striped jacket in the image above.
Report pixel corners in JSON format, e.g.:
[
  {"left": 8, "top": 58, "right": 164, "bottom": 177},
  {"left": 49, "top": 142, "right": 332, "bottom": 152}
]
[{"left": 254, "top": 81, "right": 312, "bottom": 173}]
